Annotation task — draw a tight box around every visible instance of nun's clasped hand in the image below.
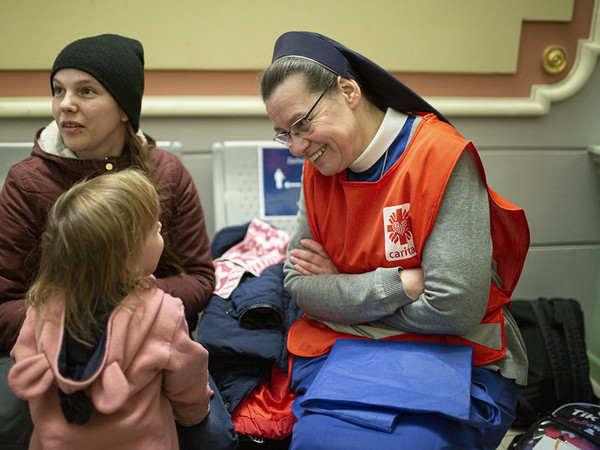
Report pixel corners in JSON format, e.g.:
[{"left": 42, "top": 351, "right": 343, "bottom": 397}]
[{"left": 289, "top": 238, "right": 339, "bottom": 276}]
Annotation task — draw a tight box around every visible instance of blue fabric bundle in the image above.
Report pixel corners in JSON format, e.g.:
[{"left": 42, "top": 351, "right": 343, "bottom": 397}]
[{"left": 298, "top": 339, "right": 474, "bottom": 431}]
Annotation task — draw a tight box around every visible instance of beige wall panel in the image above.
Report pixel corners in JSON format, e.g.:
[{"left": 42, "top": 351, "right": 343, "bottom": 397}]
[
  {"left": 0, "top": 0, "right": 573, "bottom": 73},
  {"left": 522, "top": 0, "right": 575, "bottom": 20}
]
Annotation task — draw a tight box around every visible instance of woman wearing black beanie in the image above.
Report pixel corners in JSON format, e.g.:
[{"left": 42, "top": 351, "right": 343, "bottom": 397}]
[{"left": 0, "top": 34, "right": 237, "bottom": 449}]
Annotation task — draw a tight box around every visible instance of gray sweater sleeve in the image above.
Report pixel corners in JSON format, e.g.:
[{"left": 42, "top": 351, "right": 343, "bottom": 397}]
[{"left": 283, "top": 151, "right": 491, "bottom": 334}]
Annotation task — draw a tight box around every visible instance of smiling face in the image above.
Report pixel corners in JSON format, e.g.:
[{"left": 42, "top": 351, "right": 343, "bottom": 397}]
[
  {"left": 265, "top": 76, "right": 369, "bottom": 176},
  {"left": 52, "top": 68, "right": 128, "bottom": 160}
]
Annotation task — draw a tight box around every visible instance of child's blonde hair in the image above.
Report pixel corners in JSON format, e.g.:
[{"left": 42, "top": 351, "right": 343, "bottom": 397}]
[{"left": 27, "top": 169, "right": 161, "bottom": 346}]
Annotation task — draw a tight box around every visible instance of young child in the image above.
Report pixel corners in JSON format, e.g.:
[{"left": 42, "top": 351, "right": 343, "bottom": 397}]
[{"left": 8, "top": 169, "right": 212, "bottom": 449}]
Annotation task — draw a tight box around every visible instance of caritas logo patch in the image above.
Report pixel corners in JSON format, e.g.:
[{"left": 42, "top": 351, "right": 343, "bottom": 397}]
[{"left": 383, "top": 204, "right": 416, "bottom": 261}]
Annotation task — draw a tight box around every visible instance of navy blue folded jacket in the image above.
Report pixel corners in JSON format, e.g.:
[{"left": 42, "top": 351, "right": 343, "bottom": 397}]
[{"left": 196, "top": 224, "right": 302, "bottom": 412}]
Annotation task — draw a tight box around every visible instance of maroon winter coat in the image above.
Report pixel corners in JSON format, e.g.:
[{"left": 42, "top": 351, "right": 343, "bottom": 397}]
[{"left": 0, "top": 125, "right": 215, "bottom": 352}]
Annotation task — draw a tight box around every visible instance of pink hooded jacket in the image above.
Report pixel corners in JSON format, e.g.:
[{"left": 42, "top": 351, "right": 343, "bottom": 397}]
[{"left": 9, "top": 287, "right": 211, "bottom": 450}]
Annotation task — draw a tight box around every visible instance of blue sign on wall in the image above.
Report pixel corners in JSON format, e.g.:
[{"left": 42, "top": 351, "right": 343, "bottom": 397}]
[{"left": 260, "top": 147, "right": 304, "bottom": 218}]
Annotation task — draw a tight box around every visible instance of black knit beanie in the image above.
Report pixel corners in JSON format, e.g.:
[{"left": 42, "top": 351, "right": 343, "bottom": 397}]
[{"left": 51, "top": 34, "right": 145, "bottom": 131}]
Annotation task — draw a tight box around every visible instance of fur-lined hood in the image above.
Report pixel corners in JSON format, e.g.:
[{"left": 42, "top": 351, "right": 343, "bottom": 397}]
[{"left": 38, "top": 120, "right": 149, "bottom": 159}]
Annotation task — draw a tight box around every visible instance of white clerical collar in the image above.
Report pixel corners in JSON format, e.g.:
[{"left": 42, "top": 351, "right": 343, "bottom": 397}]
[{"left": 349, "top": 108, "right": 409, "bottom": 173}]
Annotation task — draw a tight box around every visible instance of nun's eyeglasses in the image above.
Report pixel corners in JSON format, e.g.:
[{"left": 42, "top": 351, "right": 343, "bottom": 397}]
[{"left": 273, "top": 90, "right": 327, "bottom": 146}]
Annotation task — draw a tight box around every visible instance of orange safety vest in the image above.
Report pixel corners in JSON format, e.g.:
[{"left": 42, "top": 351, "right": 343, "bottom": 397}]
[{"left": 287, "top": 114, "right": 530, "bottom": 366}]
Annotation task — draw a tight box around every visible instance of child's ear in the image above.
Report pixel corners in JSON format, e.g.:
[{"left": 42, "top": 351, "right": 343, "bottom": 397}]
[{"left": 124, "top": 254, "right": 139, "bottom": 275}]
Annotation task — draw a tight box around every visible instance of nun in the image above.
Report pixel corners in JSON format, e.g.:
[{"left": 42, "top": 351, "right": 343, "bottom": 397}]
[{"left": 259, "top": 31, "right": 530, "bottom": 449}]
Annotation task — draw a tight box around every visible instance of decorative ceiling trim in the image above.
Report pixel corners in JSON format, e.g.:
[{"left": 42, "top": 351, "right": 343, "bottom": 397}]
[{"left": 1, "top": 3, "right": 598, "bottom": 119}]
